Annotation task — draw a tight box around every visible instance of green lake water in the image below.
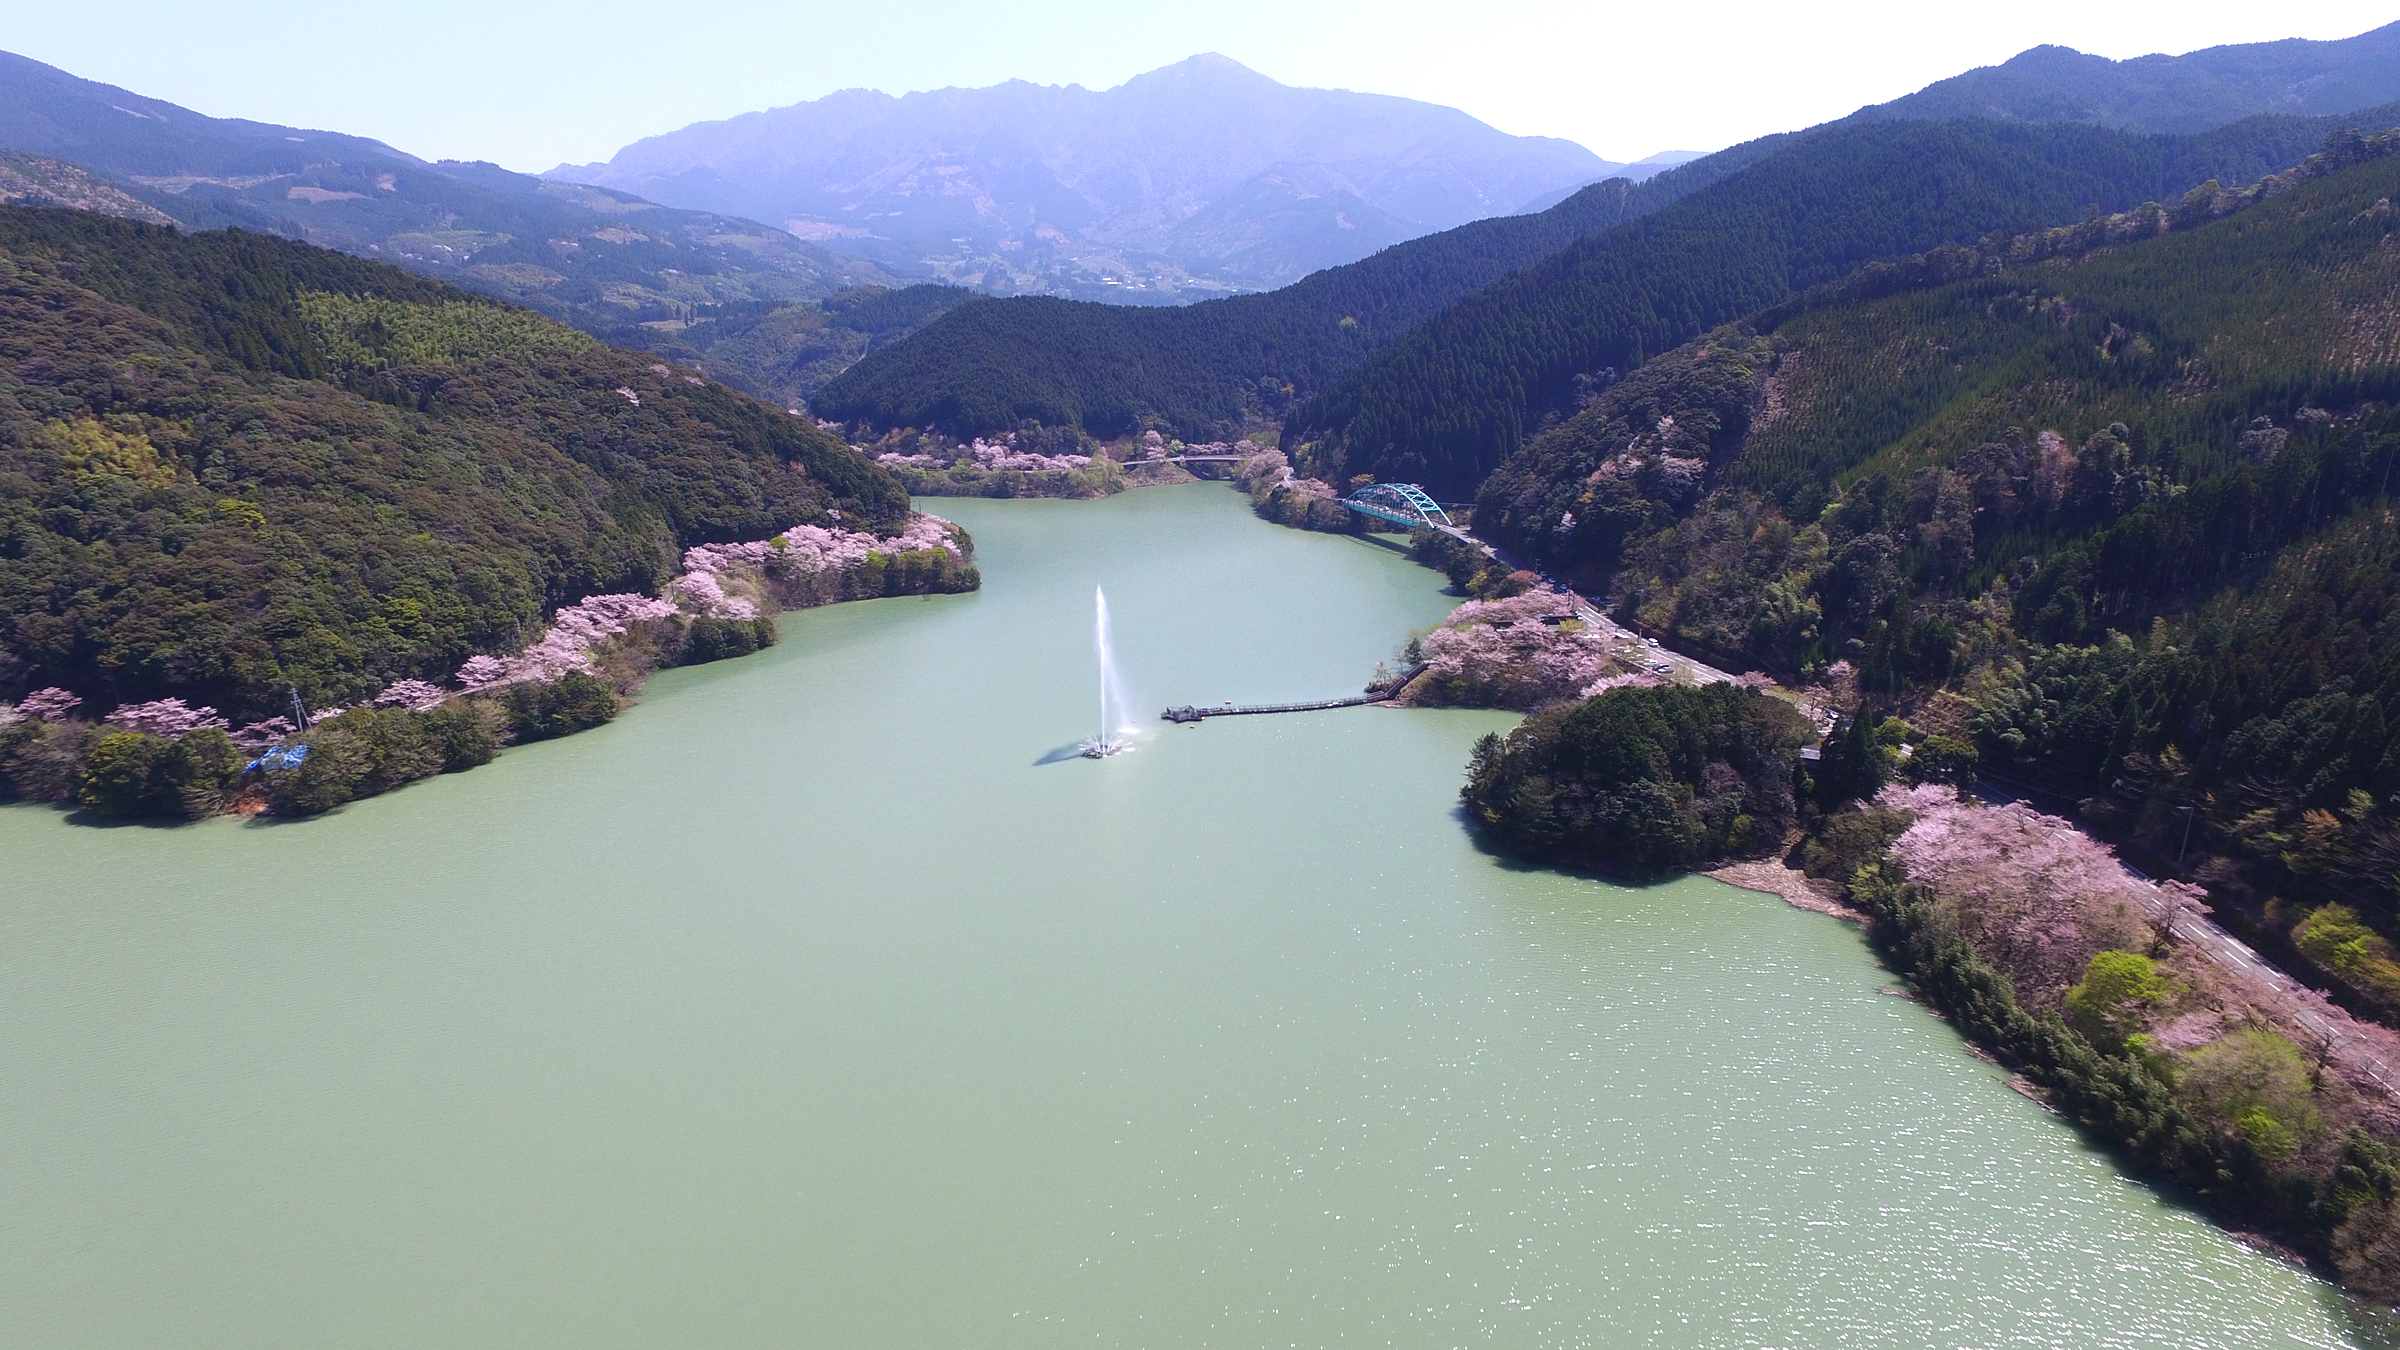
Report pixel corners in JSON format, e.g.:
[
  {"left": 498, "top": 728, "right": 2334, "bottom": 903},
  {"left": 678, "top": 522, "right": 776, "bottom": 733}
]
[{"left": 3, "top": 483, "right": 2393, "bottom": 1347}]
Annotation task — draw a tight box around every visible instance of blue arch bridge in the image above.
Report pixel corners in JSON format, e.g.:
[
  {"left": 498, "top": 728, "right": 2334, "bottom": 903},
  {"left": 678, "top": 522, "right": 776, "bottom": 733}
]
[{"left": 1341, "top": 482, "right": 1466, "bottom": 536}]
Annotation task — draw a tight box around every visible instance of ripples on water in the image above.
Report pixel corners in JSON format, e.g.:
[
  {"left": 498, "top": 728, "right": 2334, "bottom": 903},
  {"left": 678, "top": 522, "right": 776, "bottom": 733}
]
[{"left": 0, "top": 486, "right": 2393, "bottom": 1348}]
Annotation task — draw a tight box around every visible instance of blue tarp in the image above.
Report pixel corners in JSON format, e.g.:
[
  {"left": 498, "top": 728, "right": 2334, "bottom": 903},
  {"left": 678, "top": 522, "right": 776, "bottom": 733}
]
[{"left": 243, "top": 743, "right": 309, "bottom": 773}]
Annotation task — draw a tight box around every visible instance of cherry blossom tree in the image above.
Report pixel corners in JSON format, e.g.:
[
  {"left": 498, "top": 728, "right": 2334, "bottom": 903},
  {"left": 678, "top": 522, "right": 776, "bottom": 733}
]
[
  {"left": 104, "top": 698, "right": 231, "bottom": 739},
  {"left": 1880, "top": 783, "right": 2189, "bottom": 1001},
  {"left": 454, "top": 592, "right": 678, "bottom": 691},
  {"left": 452, "top": 512, "right": 963, "bottom": 693},
  {"left": 454, "top": 655, "right": 512, "bottom": 692},
  {"left": 873, "top": 434, "right": 1093, "bottom": 472},
  {"left": 1811, "top": 660, "right": 1862, "bottom": 717},
  {"left": 1582, "top": 669, "right": 1671, "bottom": 697},
  {"left": 372, "top": 680, "right": 450, "bottom": 713},
  {"left": 667, "top": 570, "right": 760, "bottom": 621},
  {"left": 16, "top": 687, "right": 82, "bottom": 722},
  {"left": 1413, "top": 589, "right": 1629, "bottom": 709}
]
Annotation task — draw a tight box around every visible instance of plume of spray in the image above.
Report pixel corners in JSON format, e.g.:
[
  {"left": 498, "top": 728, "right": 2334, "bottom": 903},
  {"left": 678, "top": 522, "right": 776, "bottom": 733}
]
[{"left": 1084, "top": 584, "right": 1142, "bottom": 757}]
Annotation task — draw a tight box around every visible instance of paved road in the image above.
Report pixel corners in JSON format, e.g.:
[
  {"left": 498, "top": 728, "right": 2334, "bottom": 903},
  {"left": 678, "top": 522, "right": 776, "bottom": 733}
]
[
  {"left": 1568, "top": 598, "right": 1737, "bottom": 687},
  {"left": 2127, "top": 879, "right": 2400, "bottom": 1103}
]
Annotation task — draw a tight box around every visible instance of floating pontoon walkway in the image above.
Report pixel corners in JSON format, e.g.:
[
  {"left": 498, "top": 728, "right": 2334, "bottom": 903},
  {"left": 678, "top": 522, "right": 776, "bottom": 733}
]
[
  {"left": 1161, "top": 696, "right": 1373, "bottom": 723},
  {"left": 1162, "top": 665, "right": 1425, "bottom": 723}
]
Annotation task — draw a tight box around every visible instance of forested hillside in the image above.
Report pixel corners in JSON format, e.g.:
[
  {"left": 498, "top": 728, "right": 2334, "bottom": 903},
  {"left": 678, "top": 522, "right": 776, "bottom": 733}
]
[
  {"left": 1291, "top": 107, "right": 2400, "bottom": 497},
  {"left": 1474, "top": 131, "right": 2400, "bottom": 1021},
  {"left": 822, "top": 107, "right": 2387, "bottom": 462},
  {"left": 809, "top": 156, "right": 1765, "bottom": 437},
  {"left": 0, "top": 207, "right": 912, "bottom": 724}
]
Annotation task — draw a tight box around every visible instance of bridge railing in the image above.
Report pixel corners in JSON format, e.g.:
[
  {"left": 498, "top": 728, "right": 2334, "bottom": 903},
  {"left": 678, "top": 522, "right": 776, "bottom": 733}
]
[{"left": 1341, "top": 482, "right": 1457, "bottom": 532}]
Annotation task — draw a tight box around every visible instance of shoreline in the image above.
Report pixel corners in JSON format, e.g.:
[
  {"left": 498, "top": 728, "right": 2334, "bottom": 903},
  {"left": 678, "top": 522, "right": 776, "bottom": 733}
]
[
  {"left": 1704, "top": 857, "right": 1860, "bottom": 920},
  {"left": 2, "top": 514, "right": 978, "bottom": 823}
]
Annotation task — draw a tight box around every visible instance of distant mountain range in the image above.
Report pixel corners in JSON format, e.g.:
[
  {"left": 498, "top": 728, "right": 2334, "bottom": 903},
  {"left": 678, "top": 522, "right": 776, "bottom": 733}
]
[
  {"left": 551, "top": 25, "right": 2400, "bottom": 302},
  {"left": 546, "top": 55, "right": 1642, "bottom": 298},
  {"left": 1855, "top": 20, "right": 2400, "bottom": 132},
  {"left": 0, "top": 49, "right": 889, "bottom": 340},
  {"left": 821, "top": 20, "right": 2400, "bottom": 454},
  {"left": 2, "top": 23, "right": 2398, "bottom": 409}
]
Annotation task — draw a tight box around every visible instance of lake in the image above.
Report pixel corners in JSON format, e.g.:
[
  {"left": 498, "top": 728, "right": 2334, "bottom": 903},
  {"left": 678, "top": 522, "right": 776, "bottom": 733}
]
[{"left": 2, "top": 483, "right": 2388, "bottom": 1347}]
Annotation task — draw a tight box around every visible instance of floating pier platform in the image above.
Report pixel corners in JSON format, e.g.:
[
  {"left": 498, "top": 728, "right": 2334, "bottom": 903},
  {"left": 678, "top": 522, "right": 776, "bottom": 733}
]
[
  {"left": 1162, "top": 664, "right": 1427, "bottom": 724},
  {"left": 1161, "top": 696, "right": 1372, "bottom": 723}
]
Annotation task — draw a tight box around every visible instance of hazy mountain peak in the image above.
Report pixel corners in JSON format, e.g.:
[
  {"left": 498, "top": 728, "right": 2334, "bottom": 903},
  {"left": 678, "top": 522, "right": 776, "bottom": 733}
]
[
  {"left": 1855, "top": 20, "right": 2400, "bottom": 133},
  {"left": 1120, "top": 52, "right": 1276, "bottom": 86},
  {"left": 546, "top": 56, "right": 1615, "bottom": 299}
]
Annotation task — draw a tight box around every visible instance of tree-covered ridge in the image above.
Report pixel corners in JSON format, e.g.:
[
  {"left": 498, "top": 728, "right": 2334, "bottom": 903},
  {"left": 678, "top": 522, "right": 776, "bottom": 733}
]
[
  {"left": 0, "top": 49, "right": 891, "bottom": 346},
  {"left": 1837, "top": 792, "right": 2400, "bottom": 1303},
  {"left": 1473, "top": 331, "right": 1781, "bottom": 582},
  {"left": 809, "top": 168, "right": 1727, "bottom": 439},
  {"left": 0, "top": 206, "right": 910, "bottom": 723},
  {"left": 1290, "top": 110, "right": 2400, "bottom": 498},
  {"left": 0, "top": 149, "right": 177, "bottom": 225},
  {"left": 1848, "top": 21, "right": 2400, "bottom": 134},
  {"left": 1479, "top": 127, "right": 2400, "bottom": 571},
  {"left": 1472, "top": 137, "right": 2400, "bottom": 1018}
]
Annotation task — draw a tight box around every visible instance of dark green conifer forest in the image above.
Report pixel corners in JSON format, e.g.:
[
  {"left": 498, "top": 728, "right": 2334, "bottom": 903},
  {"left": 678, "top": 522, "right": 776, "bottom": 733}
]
[{"left": 810, "top": 166, "right": 1729, "bottom": 436}]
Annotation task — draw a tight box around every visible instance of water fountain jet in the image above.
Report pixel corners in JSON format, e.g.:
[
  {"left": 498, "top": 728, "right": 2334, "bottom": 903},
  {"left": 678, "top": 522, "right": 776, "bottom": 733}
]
[{"left": 1080, "top": 584, "right": 1136, "bottom": 758}]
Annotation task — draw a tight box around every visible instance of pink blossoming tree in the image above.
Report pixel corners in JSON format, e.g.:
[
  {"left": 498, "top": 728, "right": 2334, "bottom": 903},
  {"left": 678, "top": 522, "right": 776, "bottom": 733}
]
[
  {"left": 1409, "top": 589, "right": 1641, "bottom": 710},
  {"left": 454, "top": 592, "right": 679, "bottom": 691},
  {"left": 455, "top": 512, "right": 963, "bottom": 692},
  {"left": 373, "top": 680, "right": 450, "bottom": 713},
  {"left": 16, "top": 687, "right": 83, "bottom": 722},
  {"left": 229, "top": 716, "right": 296, "bottom": 751},
  {"left": 104, "top": 698, "right": 231, "bottom": 739},
  {"left": 1880, "top": 783, "right": 2190, "bottom": 1002}
]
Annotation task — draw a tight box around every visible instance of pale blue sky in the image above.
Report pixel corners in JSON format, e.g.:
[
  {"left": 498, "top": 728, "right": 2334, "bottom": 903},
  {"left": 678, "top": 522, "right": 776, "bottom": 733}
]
[{"left": 10, "top": 1, "right": 2399, "bottom": 171}]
